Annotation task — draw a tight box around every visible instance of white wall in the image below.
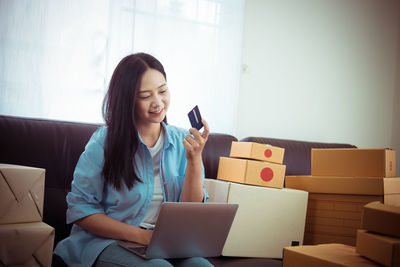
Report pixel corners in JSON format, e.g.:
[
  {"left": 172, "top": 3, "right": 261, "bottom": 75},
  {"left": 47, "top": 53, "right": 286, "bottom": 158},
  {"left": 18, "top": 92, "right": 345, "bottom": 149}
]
[
  {"left": 392, "top": 21, "right": 400, "bottom": 176},
  {"left": 237, "top": 0, "right": 400, "bottom": 175}
]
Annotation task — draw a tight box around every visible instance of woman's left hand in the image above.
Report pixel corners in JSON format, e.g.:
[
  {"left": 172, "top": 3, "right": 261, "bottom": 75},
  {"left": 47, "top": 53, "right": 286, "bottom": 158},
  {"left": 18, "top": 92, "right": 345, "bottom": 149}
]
[{"left": 183, "top": 119, "right": 210, "bottom": 162}]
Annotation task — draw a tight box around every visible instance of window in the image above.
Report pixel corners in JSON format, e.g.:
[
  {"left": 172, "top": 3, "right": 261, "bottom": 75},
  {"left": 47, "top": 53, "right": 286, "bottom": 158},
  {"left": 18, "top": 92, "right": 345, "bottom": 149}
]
[{"left": 0, "top": 0, "right": 244, "bottom": 135}]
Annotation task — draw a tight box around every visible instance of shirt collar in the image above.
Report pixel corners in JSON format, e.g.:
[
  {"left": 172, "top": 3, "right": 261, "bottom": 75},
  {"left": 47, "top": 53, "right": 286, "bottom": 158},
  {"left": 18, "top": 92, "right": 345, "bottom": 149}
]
[
  {"left": 161, "top": 122, "right": 174, "bottom": 150},
  {"left": 137, "top": 122, "right": 174, "bottom": 150}
]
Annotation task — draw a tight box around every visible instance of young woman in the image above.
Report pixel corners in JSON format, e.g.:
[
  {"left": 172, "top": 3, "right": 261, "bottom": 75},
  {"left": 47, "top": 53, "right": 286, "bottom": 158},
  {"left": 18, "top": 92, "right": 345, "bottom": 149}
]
[{"left": 54, "top": 53, "right": 212, "bottom": 267}]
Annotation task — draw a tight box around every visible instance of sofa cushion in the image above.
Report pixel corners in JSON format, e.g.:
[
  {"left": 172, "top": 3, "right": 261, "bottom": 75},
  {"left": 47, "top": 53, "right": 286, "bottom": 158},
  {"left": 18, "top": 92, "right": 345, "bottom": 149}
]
[{"left": 0, "top": 115, "right": 238, "bottom": 244}]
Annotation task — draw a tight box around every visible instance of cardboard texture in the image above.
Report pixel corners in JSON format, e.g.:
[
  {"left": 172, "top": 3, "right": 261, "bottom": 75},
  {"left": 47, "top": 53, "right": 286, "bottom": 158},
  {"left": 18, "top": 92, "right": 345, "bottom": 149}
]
[
  {"left": 217, "top": 157, "right": 286, "bottom": 189},
  {"left": 311, "top": 148, "right": 396, "bottom": 177},
  {"left": 283, "top": 243, "right": 380, "bottom": 267},
  {"left": 304, "top": 233, "right": 356, "bottom": 247},
  {"left": 0, "top": 164, "right": 45, "bottom": 224},
  {"left": 0, "top": 222, "right": 54, "bottom": 267},
  {"left": 361, "top": 201, "right": 400, "bottom": 238},
  {"left": 384, "top": 178, "right": 400, "bottom": 207},
  {"left": 229, "top": 141, "right": 285, "bottom": 164},
  {"left": 204, "top": 178, "right": 308, "bottom": 258},
  {"left": 304, "top": 193, "right": 383, "bottom": 246},
  {"left": 356, "top": 230, "right": 400, "bottom": 267},
  {"left": 285, "top": 176, "right": 384, "bottom": 195}
]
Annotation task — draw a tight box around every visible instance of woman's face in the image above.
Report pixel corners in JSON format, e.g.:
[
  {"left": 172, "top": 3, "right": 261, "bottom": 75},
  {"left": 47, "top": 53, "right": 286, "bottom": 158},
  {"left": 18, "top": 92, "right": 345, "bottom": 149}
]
[{"left": 135, "top": 68, "right": 170, "bottom": 127}]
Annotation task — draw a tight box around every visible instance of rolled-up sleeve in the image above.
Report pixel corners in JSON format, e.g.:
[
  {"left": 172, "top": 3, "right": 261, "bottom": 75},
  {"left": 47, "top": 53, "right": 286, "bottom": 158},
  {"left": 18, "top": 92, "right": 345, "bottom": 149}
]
[{"left": 66, "top": 127, "right": 106, "bottom": 224}]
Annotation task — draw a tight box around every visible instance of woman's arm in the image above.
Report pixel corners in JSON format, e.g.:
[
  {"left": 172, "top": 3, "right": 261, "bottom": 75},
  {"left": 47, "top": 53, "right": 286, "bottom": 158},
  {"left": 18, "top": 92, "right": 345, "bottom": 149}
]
[
  {"left": 75, "top": 213, "right": 153, "bottom": 245},
  {"left": 181, "top": 119, "right": 210, "bottom": 202}
]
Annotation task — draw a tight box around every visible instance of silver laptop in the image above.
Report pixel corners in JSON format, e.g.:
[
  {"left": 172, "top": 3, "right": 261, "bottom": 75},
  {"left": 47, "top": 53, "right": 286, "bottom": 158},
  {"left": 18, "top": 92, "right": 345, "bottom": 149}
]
[{"left": 118, "top": 202, "right": 238, "bottom": 259}]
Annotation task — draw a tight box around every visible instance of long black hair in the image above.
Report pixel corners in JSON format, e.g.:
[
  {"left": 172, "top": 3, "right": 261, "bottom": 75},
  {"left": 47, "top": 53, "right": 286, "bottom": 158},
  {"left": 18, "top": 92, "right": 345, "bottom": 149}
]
[{"left": 102, "top": 53, "right": 166, "bottom": 190}]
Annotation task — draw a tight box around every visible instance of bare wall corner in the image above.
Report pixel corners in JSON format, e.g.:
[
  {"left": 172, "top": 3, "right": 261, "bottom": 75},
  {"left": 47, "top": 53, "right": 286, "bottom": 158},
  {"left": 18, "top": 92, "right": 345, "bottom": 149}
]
[{"left": 391, "top": 2, "right": 400, "bottom": 177}]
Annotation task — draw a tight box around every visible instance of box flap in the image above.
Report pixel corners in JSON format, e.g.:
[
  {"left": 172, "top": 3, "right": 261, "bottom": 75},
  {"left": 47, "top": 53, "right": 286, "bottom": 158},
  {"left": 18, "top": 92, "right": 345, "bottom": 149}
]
[
  {"left": 364, "top": 201, "right": 400, "bottom": 215},
  {"left": 0, "top": 222, "right": 54, "bottom": 266},
  {"left": 0, "top": 164, "right": 45, "bottom": 223}
]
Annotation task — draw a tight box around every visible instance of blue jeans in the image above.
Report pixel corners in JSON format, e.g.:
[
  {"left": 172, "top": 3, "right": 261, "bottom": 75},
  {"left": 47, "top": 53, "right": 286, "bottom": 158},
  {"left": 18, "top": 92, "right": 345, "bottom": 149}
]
[{"left": 94, "top": 242, "right": 214, "bottom": 267}]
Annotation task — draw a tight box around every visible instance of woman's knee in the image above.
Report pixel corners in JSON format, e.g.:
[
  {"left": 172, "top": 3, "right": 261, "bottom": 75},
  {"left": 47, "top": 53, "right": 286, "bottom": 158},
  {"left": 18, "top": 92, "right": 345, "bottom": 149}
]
[{"left": 143, "top": 258, "right": 174, "bottom": 267}]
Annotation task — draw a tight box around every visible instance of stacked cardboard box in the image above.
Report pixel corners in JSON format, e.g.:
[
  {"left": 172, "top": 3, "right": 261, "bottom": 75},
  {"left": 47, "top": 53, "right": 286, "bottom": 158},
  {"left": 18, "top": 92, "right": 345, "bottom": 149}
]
[
  {"left": 0, "top": 164, "right": 54, "bottom": 267},
  {"left": 285, "top": 148, "right": 397, "bottom": 246},
  {"left": 204, "top": 142, "right": 309, "bottom": 258},
  {"left": 384, "top": 178, "right": 400, "bottom": 206},
  {"left": 217, "top": 141, "right": 286, "bottom": 188},
  {"left": 283, "top": 243, "right": 381, "bottom": 267},
  {"left": 311, "top": 148, "right": 396, "bottom": 177},
  {"left": 356, "top": 202, "right": 400, "bottom": 267}
]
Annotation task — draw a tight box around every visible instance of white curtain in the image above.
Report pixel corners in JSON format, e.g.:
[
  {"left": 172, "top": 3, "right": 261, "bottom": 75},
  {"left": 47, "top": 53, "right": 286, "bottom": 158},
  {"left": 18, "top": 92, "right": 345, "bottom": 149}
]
[{"left": 0, "top": 0, "right": 244, "bottom": 135}]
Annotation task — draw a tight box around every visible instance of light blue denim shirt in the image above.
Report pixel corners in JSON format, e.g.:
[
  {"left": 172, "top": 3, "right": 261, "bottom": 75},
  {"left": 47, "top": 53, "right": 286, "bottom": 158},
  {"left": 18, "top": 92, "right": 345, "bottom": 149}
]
[{"left": 54, "top": 122, "right": 209, "bottom": 267}]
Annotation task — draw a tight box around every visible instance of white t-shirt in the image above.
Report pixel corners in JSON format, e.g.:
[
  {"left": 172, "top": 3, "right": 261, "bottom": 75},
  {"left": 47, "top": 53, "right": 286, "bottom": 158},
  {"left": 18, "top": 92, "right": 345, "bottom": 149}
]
[{"left": 140, "top": 130, "right": 164, "bottom": 229}]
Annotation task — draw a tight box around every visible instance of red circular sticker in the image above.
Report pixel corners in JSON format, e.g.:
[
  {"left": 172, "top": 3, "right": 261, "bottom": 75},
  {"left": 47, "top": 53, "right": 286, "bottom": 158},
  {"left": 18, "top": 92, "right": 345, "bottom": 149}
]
[
  {"left": 264, "top": 149, "right": 272, "bottom": 158},
  {"left": 260, "top": 167, "right": 274, "bottom": 182}
]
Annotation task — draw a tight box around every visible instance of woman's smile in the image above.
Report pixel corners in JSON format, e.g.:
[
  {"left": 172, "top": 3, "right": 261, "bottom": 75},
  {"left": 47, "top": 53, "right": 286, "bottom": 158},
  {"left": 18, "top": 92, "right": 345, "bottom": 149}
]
[{"left": 149, "top": 108, "right": 164, "bottom": 116}]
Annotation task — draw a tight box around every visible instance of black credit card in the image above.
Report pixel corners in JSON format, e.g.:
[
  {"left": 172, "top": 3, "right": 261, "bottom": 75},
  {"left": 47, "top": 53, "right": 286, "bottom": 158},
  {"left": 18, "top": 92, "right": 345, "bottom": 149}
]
[{"left": 188, "top": 105, "right": 203, "bottom": 130}]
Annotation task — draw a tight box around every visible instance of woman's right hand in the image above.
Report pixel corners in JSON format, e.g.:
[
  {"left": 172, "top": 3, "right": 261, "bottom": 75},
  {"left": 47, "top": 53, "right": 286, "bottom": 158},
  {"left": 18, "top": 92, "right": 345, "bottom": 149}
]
[{"left": 75, "top": 213, "right": 154, "bottom": 245}]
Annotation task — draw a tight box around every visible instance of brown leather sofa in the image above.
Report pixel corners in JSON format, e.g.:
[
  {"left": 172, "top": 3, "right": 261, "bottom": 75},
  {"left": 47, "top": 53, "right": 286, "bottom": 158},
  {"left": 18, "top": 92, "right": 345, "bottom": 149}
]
[{"left": 0, "top": 115, "right": 356, "bottom": 267}]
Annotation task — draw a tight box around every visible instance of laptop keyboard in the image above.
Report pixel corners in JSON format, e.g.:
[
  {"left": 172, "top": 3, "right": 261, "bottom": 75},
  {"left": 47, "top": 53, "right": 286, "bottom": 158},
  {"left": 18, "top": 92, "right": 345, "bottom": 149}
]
[{"left": 128, "top": 246, "right": 147, "bottom": 255}]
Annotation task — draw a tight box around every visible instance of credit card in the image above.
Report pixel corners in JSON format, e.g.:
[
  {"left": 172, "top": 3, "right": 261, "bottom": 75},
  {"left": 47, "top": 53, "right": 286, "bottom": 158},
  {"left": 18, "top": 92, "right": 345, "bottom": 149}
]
[{"left": 188, "top": 105, "right": 203, "bottom": 130}]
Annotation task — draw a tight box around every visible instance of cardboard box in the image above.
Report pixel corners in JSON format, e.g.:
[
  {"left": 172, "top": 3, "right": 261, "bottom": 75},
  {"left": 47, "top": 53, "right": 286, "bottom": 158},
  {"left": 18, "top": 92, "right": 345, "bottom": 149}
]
[
  {"left": 311, "top": 148, "right": 396, "bottom": 177},
  {"left": 229, "top": 141, "right": 285, "bottom": 164},
  {"left": 303, "top": 233, "right": 356, "bottom": 247},
  {"left": 285, "top": 176, "right": 384, "bottom": 195},
  {"left": 217, "top": 157, "right": 286, "bottom": 189},
  {"left": 0, "top": 164, "right": 45, "bottom": 224},
  {"left": 356, "top": 230, "right": 400, "bottom": 267},
  {"left": 384, "top": 178, "right": 400, "bottom": 206},
  {"left": 361, "top": 201, "right": 400, "bottom": 238},
  {"left": 204, "top": 178, "right": 308, "bottom": 258},
  {"left": 286, "top": 178, "right": 384, "bottom": 247},
  {"left": 283, "top": 243, "right": 380, "bottom": 267},
  {"left": 305, "top": 193, "right": 383, "bottom": 246},
  {"left": 0, "top": 222, "right": 54, "bottom": 267}
]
